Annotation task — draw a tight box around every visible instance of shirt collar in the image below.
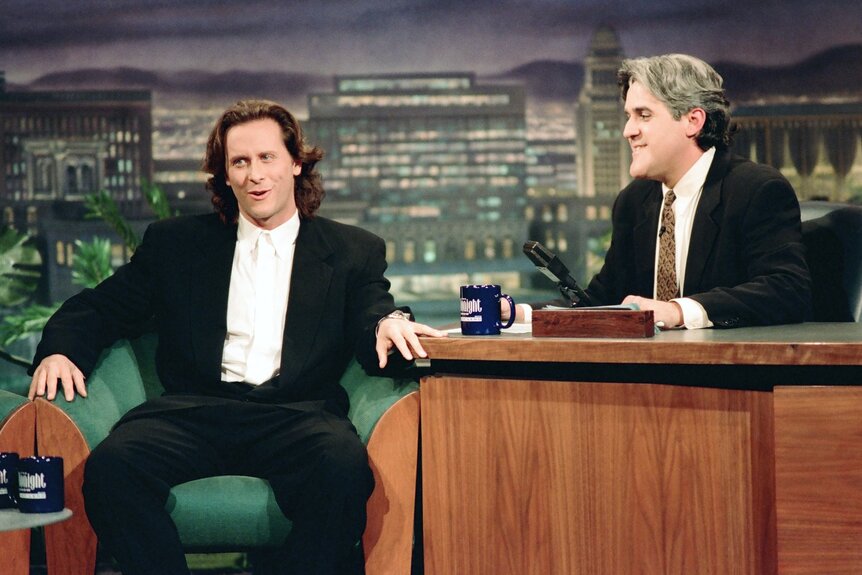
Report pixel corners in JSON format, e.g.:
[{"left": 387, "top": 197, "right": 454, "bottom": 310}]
[
  {"left": 236, "top": 211, "right": 301, "bottom": 259},
  {"left": 662, "top": 146, "right": 716, "bottom": 199}
]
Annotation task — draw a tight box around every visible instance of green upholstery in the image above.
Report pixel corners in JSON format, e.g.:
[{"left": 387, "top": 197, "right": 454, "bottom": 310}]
[
  {"left": 0, "top": 388, "right": 28, "bottom": 422},
  {"left": 52, "top": 334, "right": 418, "bottom": 552},
  {"left": 0, "top": 357, "right": 31, "bottom": 440},
  {"left": 0, "top": 356, "right": 31, "bottom": 398}
]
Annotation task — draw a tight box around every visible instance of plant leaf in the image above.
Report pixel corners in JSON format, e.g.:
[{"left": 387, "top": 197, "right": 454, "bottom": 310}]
[
  {"left": 0, "top": 226, "right": 43, "bottom": 307},
  {"left": 71, "top": 237, "right": 114, "bottom": 288},
  {"left": 84, "top": 190, "right": 140, "bottom": 251}
]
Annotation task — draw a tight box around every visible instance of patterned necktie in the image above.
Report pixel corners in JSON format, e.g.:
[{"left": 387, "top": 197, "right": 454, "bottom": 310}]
[{"left": 656, "top": 190, "right": 680, "bottom": 301}]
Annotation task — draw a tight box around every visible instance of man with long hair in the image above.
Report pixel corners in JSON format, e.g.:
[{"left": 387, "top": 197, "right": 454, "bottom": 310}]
[{"left": 29, "top": 99, "right": 444, "bottom": 574}]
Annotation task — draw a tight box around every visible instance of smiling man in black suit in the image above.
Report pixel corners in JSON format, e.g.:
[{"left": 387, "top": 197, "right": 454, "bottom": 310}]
[
  {"left": 514, "top": 54, "right": 811, "bottom": 328},
  {"left": 29, "top": 99, "right": 445, "bottom": 575}
]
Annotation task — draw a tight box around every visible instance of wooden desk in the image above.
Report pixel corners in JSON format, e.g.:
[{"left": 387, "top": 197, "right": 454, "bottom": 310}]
[{"left": 420, "top": 323, "right": 862, "bottom": 575}]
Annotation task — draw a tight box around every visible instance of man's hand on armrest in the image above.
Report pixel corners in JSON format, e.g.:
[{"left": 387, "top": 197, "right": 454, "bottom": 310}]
[{"left": 29, "top": 354, "right": 87, "bottom": 402}]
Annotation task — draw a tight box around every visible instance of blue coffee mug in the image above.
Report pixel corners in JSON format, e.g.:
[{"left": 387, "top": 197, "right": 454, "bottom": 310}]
[
  {"left": 0, "top": 452, "right": 19, "bottom": 509},
  {"left": 17, "top": 456, "right": 64, "bottom": 513},
  {"left": 460, "top": 284, "right": 516, "bottom": 336}
]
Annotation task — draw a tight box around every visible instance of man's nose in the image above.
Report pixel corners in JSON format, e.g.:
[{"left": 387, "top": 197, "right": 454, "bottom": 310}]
[
  {"left": 248, "top": 162, "right": 264, "bottom": 182},
  {"left": 623, "top": 117, "right": 637, "bottom": 139}
]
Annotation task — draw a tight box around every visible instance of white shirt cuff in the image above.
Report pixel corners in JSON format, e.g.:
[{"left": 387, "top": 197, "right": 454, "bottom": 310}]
[
  {"left": 518, "top": 303, "right": 533, "bottom": 324},
  {"left": 673, "top": 297, "right": 713, "bottom": 329}
]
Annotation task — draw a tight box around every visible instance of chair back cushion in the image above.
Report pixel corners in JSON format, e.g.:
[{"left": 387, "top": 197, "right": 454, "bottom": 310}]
[{"left": 801, "top": 202, "right": 862, "bottom": 322}]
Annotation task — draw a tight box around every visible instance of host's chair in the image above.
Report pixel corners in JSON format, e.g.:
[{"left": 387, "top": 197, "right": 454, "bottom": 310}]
[
  {"left": 800, "top": 201, "right": 862, "bottom": 322},
  {"left": 0, "top": 377, "right": 36, "bottom": 575},
  {"left": 35, "top": 333, "right": 421, "bottom": 575}
]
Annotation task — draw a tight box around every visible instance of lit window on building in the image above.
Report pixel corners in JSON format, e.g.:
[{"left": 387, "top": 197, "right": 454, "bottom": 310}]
[
  {"left": 66, "top": 242, "right": 74, "bottom": 266},
  {"left": 111, "top": 243, "right": 125, "bottom": 267},
  {"left": 465, "top": 238, "right": 476, "bottom": 261},
  {"left": 600, "top": 206, "right": 611, "bottom": 220},
  {"left": 3, "top": 207, "right": 14, "bottom": 226},
  {"left": 557, "top": 203, "right": 568, "bottom": 222},
  {"left": 423, "top": 239, "right": 436, "bottom": 263},
  {"left": 557, "top": 233, "right": 568, "bottom": 253},
  {"left": 403, "top": 240, "right": 416, "bottom": 264},
  {"left": 544, "top": 230, "right": 555, "bottom": 250},
  {"left": 56, "top": 241, "right": 66, "bottom": 266},
  {"left": 502, "top": 237, "right": 514, "bottom": 259},
  {"left": 586, "top": 205, "right": 598, "bottom": 220},
  {"left": 26, "top": 206, "right": 38, "bottom": 231},
  {"left": 484, "top": 236, "right": 496, "bottom": 259},
  {"left": 386, "top": 240, "right": 396, "bottom": 262}
]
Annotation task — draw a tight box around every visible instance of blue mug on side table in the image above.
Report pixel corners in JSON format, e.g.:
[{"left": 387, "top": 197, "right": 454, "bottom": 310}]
[
  {"left": 17, "top": 456, "right": 64, "bottom": 513},
  {"left": 460, "top": 284, "right": 516, "bottom": 336},
  {"left": 0, "top": 452, "right": 19, "bottom": 509}
]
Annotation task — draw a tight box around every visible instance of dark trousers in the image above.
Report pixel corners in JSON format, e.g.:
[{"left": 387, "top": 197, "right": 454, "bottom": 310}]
[{"left": 82, "top": 398, "right": 374, "bottom": 575}]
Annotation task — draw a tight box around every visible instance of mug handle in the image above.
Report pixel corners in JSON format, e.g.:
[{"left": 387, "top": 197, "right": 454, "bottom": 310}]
[{"left": 499, "top": 294, "right": 516, "bottom": 329}]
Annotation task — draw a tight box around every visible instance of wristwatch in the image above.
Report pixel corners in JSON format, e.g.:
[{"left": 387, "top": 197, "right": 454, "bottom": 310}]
[
  {"left": 376, "top": 309, "right": 412, "bottom": 334},
  {"left": 383, "top": 310, "right": 411, "bottom": 321}
]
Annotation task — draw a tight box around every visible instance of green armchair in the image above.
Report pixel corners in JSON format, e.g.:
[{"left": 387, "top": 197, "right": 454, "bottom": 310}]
[
  {"left": 0, "top": 360, "right": 36, "bottom": 575},
  {"left": 34, "top": 334, "right": 421, "bottom": 575}
]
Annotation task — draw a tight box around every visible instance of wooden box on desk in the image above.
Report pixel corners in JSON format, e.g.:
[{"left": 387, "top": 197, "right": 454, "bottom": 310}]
[{"left": 533, "top": 308, "right": 655, "bottom": 338}]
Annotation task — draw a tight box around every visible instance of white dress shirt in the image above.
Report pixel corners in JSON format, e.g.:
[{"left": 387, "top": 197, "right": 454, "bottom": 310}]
[
  {"left": 221, "top": 212, "right": 299, "bottom": 384},
  {"left": 655, "top": 147, "right": 716, "bottom": 329}
]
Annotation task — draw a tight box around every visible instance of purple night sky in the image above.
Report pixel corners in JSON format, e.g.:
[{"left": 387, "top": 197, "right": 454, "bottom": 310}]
[{"left": 2, "top": 0, "right": 861, "bottom": 84}]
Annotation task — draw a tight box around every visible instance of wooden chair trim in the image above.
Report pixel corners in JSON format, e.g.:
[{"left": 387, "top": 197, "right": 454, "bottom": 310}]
[
  {"left": 0, "top": 400, "right": 36, "bottom": 575},
  {"left": 363, "top": 390, "right": 420, "bottom": 575},
  {"left": 35, "top": 398, "right": 98, "bottom": 575}
]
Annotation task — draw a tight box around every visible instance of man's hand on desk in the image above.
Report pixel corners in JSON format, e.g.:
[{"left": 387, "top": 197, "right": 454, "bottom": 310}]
[
  {"left": 376, "top": 317, "right": 447, "bottom": 368},
  {"left": 622, "top": 296, "right": 683, "bottom": 329},
  {"left": 501, "top": 302, "right": 531, "bottom": 323}
]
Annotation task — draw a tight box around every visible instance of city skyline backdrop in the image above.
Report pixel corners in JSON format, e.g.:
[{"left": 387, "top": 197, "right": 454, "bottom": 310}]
[{"left": 1, "top": 1, "right": 860, "bottom": 324}]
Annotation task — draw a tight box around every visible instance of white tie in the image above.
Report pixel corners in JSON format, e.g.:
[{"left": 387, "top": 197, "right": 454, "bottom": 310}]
[{"left": 245, "top": 232, "right": 279, "bottom": 384}]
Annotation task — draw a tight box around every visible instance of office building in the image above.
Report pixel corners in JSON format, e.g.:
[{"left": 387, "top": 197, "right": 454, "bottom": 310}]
[
  {"left": 305, "top": 73, "right": 532, "bottom": 289},
  {"left": 0, "top": 72, "right": 153, "bottom": 301},
  {"left": 575, "top": 24, "right": 630, "bottom": 201}
]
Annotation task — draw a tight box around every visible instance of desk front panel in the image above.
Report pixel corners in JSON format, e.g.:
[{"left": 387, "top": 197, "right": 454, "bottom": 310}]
[{"left": 421, "top": 375, "right": 776, "bottom": 575}]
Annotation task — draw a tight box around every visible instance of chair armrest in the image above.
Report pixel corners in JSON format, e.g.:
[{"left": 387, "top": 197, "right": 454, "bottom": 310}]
[
  {"left": 44, "top": 339, "right": 148, "bottom": 450},
  {"left": 341, "top": 359, "right": 420, "bottom": 444}
]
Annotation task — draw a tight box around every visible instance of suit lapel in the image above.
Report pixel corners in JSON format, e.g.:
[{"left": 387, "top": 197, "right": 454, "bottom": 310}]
[
  {"left": 278, "top": 218, "right": 334, "bottom": 387},
  {"left": 190, "top": 217, "right": 237, "bottom": 381},
  {"left": 634, "top": 183, "right": 662, "bottom": 296},
  {"left": 684, "top": 151, "right": 729, "bottom": 294}
]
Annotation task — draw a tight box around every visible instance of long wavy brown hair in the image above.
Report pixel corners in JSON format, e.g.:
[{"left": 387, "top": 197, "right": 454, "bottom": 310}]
[{"left": 202, "top": 100, "right": 325, "bottom": 223}]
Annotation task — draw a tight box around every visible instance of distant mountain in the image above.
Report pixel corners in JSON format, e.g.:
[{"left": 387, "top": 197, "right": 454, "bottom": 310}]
[
  {"left": 17, "top": 44, "right": 862, "bottom": 109},
  {"left": 492, "top": 44, "right": 862, "bottom": 105},
  {"left": 715, "top": 44, "right": 862, "bottom": 102},
  {"left": 25, "top": 67, "right": 332, "bottom": 108}
]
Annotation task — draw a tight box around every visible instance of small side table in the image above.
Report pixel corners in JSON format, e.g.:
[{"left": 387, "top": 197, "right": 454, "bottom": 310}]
[
  {"left": 0, "top": 508, "right": 73, "bottom": 575},
  {"left": 0, "top": 507, "right": 73, "bottom": 532}
]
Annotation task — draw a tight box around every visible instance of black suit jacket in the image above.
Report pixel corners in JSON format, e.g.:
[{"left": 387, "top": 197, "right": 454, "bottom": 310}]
[
  {"left": 585, "top": 151, "right": 811, "bottom": 327},
  {"left": 32, "top": 213, "right": 401, "bottom": 415}
]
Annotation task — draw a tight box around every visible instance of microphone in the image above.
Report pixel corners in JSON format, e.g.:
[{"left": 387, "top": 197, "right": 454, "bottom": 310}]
[{"left": 522, "top": 241, "right": 593, "bottom": 307}]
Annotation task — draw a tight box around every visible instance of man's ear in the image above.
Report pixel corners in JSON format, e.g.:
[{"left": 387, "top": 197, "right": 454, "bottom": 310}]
[{"left": 685, "top": 108, "right": 707, "bottom": 138}]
